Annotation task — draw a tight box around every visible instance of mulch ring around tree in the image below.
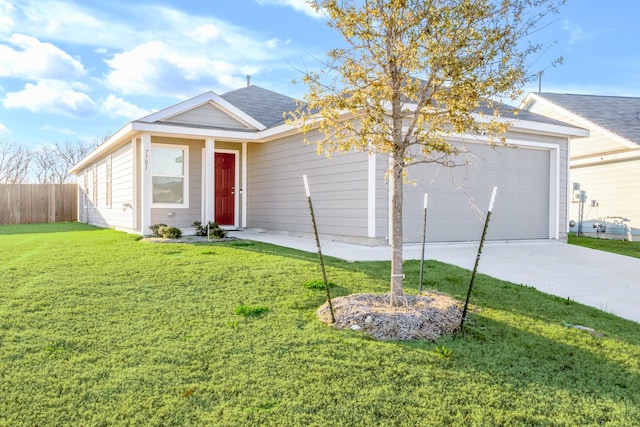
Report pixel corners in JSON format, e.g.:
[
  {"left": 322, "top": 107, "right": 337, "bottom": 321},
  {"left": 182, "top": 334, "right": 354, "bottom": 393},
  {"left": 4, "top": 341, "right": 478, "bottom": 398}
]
[{"left": 317, "top": 292, "right": 463, "bottom": 341}]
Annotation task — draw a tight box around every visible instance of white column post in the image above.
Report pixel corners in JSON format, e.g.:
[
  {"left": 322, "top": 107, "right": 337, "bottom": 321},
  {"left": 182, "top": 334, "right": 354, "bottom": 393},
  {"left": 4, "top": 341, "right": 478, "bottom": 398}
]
[
  {"left": 242, "top": 142, "right": 248, "bottom": 228},
  {"left": 140, "top": 134, "right": 152, "bottom": 235},
  {"left": 205, "top": 138, "right": 215, "bottom": 223}
]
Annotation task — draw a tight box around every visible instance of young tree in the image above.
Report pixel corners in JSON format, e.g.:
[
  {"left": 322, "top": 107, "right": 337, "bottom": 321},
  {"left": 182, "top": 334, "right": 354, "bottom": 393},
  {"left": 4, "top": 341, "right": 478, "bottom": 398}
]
[{"left": 291, "top": 0, "right": 564, "bottom": 304}]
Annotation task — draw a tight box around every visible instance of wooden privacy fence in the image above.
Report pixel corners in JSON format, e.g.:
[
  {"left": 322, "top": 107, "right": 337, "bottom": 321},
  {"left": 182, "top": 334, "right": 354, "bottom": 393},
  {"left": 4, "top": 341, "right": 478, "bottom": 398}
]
[{"left": 0, "top": 184, "right": 78, "bottom": 225}]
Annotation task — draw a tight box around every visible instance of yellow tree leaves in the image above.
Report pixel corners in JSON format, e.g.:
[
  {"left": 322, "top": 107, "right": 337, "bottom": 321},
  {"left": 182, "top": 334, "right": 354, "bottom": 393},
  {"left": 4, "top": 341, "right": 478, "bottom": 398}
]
[{"left": 289, "top": 0, "right": 564, "bottom": 299}]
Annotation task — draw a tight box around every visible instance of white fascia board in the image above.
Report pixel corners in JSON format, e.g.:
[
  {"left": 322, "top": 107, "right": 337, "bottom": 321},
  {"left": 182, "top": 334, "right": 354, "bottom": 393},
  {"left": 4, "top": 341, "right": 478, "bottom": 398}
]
[
  {"left": 138, "top": 91, "right": 266, "bottom": 131},
  {"left": 130, "top": 121, "right": 299, "bottom": 143},
  {"left": 446, "top": 131, "right": 562, "bottom": 150},
  {"left": 70, "top": 123, "right": 137, "bottom": 174},
  {"left": 397, "top": 100, "right": 588, "bottom": 138},
  {"left": 470, "top": 112, "right": 589, "bottom": 138},
  {"left": 570, "top": 149, "right": 640, "bottom": 167},
  {"left": 71, "top": 121, "right": 302, "bottom": 174}
]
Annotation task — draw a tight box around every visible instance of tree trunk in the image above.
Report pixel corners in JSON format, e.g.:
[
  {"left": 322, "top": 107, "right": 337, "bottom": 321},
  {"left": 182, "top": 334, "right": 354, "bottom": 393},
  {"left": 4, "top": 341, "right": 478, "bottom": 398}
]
[{"left": 390, "top": 154, "right": 404, "bottom": 306}]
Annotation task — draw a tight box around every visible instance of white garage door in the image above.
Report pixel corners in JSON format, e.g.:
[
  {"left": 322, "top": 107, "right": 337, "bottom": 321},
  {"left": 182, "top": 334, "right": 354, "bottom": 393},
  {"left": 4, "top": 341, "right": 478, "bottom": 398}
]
[{"left": 403, "top": 144, "right": 551, "bottom": 242}]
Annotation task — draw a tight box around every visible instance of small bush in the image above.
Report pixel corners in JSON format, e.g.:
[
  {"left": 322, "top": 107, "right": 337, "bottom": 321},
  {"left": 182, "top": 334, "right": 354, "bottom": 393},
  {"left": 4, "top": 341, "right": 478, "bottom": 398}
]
[
  {"left": 192, "top": 221, "right": 227, "bottom": 238},
  {"left": 303, "top": 279, "right": 336, "bottom": 290},
  {"left": 149, "top": 224, "right": 182, "bottom": 239},
  {"left": 160, "top": 226, "right": 182, "bottom": 239},
  {"left": 149, "top": 223, "right": 168, "bottom": 237},
  {"left": 235, "top": 305, "right": 269, "bottom": 317}
]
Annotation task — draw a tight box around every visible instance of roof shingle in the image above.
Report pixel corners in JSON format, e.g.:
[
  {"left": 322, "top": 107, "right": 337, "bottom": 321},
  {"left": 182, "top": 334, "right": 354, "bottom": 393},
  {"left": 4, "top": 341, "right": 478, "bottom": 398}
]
[
  {"left": 533, "top": 93, "right": 640, "bottom": 145},
  {"left": 221, "top": 85, "right": 299, "bottom": 128}
]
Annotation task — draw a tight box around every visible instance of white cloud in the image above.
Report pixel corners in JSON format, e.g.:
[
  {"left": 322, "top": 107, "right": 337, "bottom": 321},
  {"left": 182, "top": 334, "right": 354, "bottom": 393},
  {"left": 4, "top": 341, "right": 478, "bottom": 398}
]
[
  {"left": 3, "top": 80, "right": 96, "bottom": 116},
  {"left": 0, "top": 122, "right": 8, "bottom": 133},
  {"left": 105, "top": 41, "right": 259, "bottom": 97},
  {"left": 41, "top": 125, "right": 76, "bottom": 135},
  {"left": 186, "top": 24, "right": 220, "bottom": 42},
  {"left": 562, "top": 20, "right": 595, "bottom": 45},
  {"left": 4, "top": 1, "right": 306, "bottom": 99},
  {"left": 100, "top": 94, "right": 150, "bottom": 120},
  {"left": 0, "top": 1, "right": 16, "bottom": 35},
  {"left": 255, "top": 0, "right": 323, "bottom": 18},
  {"left": 3, "top": 0, "right": 134, "bottom": 50},
  {"left": 0, "top": 34, "right": 85, "bottom": 80}
]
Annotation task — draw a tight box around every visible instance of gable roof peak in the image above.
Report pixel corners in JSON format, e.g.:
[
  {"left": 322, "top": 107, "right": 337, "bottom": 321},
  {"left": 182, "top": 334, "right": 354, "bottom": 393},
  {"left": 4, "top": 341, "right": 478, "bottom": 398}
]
[{"left": 221, "top": 84, "right": 299, "bottom": 128}]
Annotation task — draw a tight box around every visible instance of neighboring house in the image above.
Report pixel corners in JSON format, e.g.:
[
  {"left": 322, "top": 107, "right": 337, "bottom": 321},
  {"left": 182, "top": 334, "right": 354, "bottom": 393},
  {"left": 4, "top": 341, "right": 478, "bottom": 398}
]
[
  {"left": 521, "top": 93, "right": 640, "bottom": 239},
  {"left": 70, "top": 85, "right": 586, "bottom": 244}
]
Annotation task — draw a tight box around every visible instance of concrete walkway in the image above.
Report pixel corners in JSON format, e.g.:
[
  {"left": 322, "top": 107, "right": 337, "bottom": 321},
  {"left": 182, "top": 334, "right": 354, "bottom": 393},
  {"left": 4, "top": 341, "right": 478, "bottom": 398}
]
[{"left": 229, "top": 230, "right": 640, "bottom": 324}]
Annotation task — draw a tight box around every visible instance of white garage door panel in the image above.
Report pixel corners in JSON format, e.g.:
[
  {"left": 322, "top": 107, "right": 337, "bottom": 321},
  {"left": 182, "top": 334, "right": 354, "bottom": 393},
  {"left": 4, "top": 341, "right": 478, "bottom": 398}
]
[{"left": 403, "top": 145, "right": 550, "bottom": 242}]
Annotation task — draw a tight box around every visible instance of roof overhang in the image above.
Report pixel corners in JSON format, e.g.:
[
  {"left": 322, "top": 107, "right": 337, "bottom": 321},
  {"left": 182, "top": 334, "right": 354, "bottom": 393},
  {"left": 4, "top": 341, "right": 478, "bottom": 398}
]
[
  {"left": 472, "top": 112, "right": 589, "bottom": 138},
  {"left": 71, "top": 98, "right": 588, "bottom": 174},
  {"left": 70, "top": 121, "right": 298, "bottom": 174}
]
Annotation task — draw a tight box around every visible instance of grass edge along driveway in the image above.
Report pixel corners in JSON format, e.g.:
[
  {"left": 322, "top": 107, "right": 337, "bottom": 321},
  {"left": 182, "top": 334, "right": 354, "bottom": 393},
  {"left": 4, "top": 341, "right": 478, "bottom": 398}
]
[{"left": 0, "top": 223, "right": 638, "bottom": 426}]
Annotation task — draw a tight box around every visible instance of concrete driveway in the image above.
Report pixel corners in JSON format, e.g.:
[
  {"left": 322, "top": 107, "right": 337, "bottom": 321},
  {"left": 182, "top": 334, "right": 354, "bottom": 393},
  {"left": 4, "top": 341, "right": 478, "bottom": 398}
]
[{"left": 229, "top": 230, "right": 640, "bottom": 324}]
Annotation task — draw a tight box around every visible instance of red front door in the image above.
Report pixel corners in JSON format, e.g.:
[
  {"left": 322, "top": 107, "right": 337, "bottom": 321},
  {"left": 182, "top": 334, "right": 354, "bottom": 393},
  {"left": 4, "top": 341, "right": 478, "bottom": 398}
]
[{"left": 215, "top": 152, "right": 235, "bottom": 225}]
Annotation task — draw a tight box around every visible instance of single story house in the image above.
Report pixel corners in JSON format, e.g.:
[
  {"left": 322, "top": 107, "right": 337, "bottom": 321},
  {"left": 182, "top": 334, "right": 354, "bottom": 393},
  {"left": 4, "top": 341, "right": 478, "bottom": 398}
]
[
  {"left": 70, "top": 85, "right": 587, "bottom": 244},
  {"left": 521, "top": 93, "right": 640, "bottom": 239}
]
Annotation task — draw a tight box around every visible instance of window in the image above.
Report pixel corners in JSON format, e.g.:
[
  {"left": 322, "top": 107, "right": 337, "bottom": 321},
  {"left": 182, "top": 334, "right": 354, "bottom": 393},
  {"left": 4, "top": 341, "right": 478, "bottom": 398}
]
[
  {"left": 151, "top": 144, "right": 189, "bottom": 207},
  {"left": 106, "top": 155, "right": 112, "bottom": 208}
]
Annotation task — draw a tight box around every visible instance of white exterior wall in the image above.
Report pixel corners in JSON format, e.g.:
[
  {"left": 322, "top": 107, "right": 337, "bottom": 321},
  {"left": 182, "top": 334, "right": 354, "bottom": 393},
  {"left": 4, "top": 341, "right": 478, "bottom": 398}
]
[
  {"left": 571, "top": 158, "right": 640, "bottom": 237},
  {"left": 526, "top": 97, "right": 640, "bottom": 238}
]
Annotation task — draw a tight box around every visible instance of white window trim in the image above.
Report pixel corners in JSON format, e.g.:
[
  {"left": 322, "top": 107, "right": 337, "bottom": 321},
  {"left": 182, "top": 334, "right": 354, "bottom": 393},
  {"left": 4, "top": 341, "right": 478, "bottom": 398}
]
[{"left": 151, "top": 143, "right": 190, "bottom": 209}]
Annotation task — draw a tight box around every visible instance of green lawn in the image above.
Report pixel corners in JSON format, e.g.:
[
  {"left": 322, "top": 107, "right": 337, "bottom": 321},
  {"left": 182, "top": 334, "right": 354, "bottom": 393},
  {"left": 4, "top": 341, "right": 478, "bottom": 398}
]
[
  {"left": 1, "top": 223, "right": 639, "bottom": 426},
  {"left": 569, "top": 233, "right": 640, "bottom": 259}
]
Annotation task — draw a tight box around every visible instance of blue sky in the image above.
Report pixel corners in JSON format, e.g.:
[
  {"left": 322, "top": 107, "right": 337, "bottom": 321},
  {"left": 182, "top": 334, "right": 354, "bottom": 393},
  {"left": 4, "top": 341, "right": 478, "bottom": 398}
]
[{"left": 1, "top": 0, "right": 639, "bottom": 149}]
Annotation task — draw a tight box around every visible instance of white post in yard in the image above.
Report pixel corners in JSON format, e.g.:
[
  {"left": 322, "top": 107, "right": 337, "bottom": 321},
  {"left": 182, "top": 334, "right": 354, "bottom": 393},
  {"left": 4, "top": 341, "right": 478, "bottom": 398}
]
[
  {"left": 303, "top": 175, "right": 335, "bottom": 323},
  {"left": 461, "top": 186, "right": 498, "bottom": 330}
]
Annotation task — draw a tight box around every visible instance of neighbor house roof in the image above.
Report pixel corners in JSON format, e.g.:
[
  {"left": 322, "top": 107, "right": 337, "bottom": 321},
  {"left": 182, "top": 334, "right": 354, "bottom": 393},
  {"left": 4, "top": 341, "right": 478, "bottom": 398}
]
[{"left": 523, "top": 93, "right": 640, "bottom": 146}]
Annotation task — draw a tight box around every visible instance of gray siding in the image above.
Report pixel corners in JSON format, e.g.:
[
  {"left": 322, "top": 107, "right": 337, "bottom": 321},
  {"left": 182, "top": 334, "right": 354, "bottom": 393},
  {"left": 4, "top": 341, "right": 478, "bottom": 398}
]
[
  {"left": 102, "top": 142, "right": 135, "bottom": 230},
  {"left": 247, "top": 131, "right": 370, "bottom": 241},
  {"left": 76, "top": 142, "right": 135, "bottom": 231},
  {"left": 163, "top": 103, "right": 252, "bottom": 129}
]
